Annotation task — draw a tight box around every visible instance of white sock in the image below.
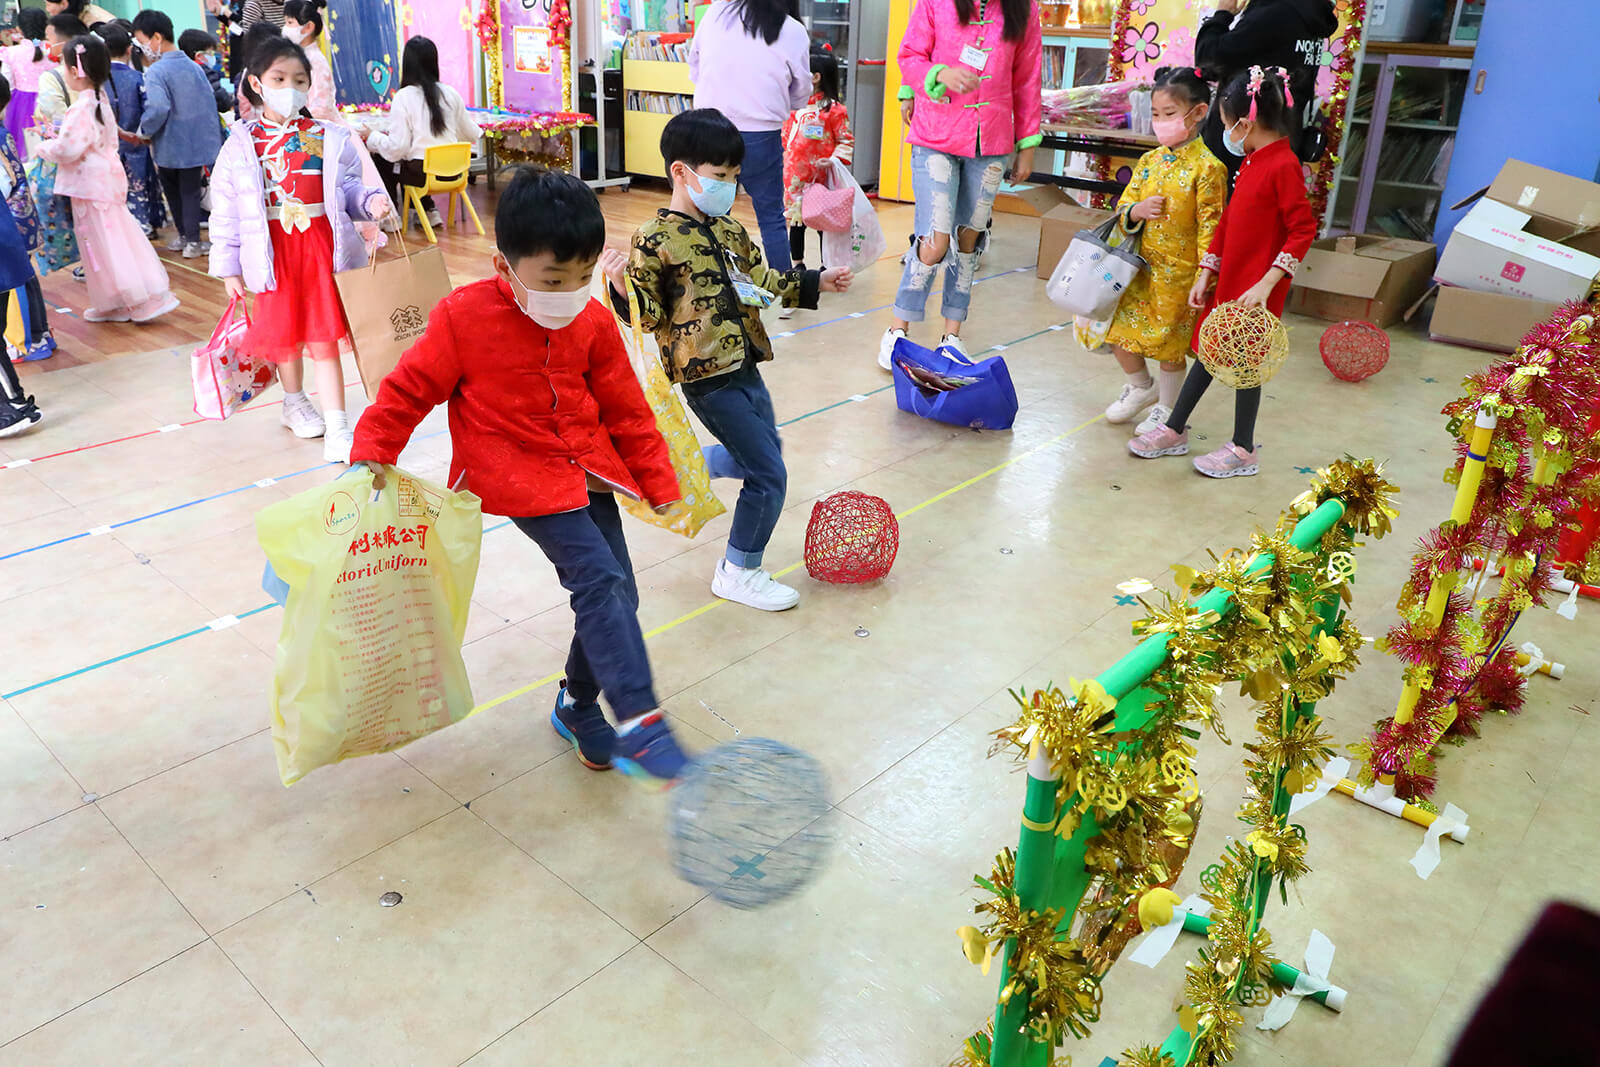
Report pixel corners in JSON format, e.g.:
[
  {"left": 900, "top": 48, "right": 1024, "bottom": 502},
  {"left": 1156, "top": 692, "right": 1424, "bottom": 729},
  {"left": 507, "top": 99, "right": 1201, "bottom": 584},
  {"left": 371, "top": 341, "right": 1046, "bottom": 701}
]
[
  {"left": 325, "top": 409, "right": 349, "bottom": 433},
  {"left": 1159, "top": 365, "right": 1185, "bottom": 409},
  {"left": 615, "top": 712, "right": 658, "bottom": 735},
  {"left": 285, "top": 389, "right": 308, "bottom": 403},
  {"left": 1126, "top": 369, "right": 1154, "bottom": 389}
]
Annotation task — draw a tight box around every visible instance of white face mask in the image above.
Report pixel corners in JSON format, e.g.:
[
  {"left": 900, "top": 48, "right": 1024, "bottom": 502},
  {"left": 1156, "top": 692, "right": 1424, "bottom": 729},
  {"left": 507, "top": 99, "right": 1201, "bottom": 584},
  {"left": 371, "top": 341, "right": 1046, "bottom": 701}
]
[
  {"left": 259, "top": 84, "right": 309, "bottom": 118},
  {"left": 507, "top": 268, "right": 591, "bottom": 330}
]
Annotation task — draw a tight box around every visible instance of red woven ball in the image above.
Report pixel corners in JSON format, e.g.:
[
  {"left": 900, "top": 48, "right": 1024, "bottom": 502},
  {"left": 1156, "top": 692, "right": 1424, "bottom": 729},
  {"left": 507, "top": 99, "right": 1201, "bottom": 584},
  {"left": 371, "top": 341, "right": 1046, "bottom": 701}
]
[
  {"left": 1319, "top": 320, "right": 1390, "bottom": 382},
  {"left": 804, "top": 491, "right": 899, "bottom": 584}
]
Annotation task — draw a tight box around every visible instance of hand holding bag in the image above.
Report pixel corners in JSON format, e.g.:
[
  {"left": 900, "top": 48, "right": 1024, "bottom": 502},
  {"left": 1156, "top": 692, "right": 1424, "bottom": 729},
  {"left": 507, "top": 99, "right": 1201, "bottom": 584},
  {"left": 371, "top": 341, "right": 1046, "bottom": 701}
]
[
  {"left": 255, "top": 465, "right": 482, "bottom": 786},
  {"left": 603, "top": 281, "right": 727, "bottom": 539},
  {"left": 1045, "top": 215, "right": 1147, "bottom": 321},
  {"left": 800, "top": 171, "right": 854, "bottom": 234},
  {"left": 334, "top": 229, "right": 453, "bottom": 399},
  {"left": 890, "top": 335, "right": 1018, "bottom": 431},
  {"left": 192, "top": 295, "right": 277, "bottom": 419}
]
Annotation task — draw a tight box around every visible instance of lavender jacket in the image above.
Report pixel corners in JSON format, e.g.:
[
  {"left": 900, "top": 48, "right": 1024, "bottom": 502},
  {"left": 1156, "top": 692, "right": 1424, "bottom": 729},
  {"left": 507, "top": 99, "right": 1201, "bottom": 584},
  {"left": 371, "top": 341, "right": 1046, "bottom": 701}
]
[{"left": 208, "top": 120, "right": 384, "bottom": 293}]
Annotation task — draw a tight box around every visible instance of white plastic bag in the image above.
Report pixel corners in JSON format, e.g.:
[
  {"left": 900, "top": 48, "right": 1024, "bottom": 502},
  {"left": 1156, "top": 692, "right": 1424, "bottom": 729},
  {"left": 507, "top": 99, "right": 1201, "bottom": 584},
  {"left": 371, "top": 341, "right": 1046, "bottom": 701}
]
[{"left": 820, "top": 159, "right": 886, "bottom": 274}]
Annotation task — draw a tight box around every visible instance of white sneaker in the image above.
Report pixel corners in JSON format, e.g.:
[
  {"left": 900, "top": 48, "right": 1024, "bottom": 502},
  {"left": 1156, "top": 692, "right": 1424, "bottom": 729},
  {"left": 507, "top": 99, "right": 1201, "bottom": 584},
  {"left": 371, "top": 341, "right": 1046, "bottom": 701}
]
[
  {"left": 426, "top": 208, "right": 443, "bottom": 228},
  {"left": 938, "top": 333, "right": 970, "bottom": 361},
  {"left": 878, "top": 327, "right": 906, "bottom": 371},
  {"left": 182, "top": 241, "right": 209, "bottom": 260},
  {"left": 1105, "top": 379, "right": 1160, "bottom": 424},
  {"left": 777, "top": 304, "right": 794, "bottom": 320},
  {"left": 280, "top": 392, "right": 326, "bottom": 439},
  {"left": 712, "top": 559, "right": 800, "bottom": 612},
  {"left": 1135, "top": 404, "right": 1172, "bottom": 436},
  {"left": 323, "top": 426, "right": 353, "bottom": 464},
  {"left": 165, "top": 235, "right": 185, "bottom": 252}
]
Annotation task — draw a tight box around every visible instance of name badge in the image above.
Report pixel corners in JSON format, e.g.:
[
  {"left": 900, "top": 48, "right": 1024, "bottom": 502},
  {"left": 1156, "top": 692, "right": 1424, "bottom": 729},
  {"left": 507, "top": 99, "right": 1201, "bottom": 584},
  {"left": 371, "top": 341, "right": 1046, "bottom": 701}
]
[
  {"left": 958, "top": 43, "right": 988, "bottom": 71},
  {"left": 802, "top": 122, "right": 825, "bottom": 140},
  {"left": 727, "top": 267, "right": 774, "bottom": 308}
]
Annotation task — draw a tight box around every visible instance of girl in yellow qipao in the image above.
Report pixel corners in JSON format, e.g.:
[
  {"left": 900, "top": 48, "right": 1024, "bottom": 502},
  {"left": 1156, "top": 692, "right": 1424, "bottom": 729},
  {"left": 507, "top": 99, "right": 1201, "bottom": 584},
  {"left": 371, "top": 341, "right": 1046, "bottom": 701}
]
[{"left": 1102, "top": 66, "right": 1227, "bottom": 434}]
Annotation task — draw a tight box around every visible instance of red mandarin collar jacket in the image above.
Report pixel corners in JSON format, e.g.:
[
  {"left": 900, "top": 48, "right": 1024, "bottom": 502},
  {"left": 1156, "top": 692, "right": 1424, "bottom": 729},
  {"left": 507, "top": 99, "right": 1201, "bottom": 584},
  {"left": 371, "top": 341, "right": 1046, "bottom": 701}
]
[{"left": 352, "top": 277, "right": 681, "bottom": 518}]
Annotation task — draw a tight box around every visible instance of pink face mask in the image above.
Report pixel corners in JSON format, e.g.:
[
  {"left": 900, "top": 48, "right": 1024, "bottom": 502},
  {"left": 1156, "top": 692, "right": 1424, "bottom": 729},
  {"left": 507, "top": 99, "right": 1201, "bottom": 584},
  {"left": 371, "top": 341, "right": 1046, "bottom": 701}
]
[{"left": 1151, "top": 113, "right": 1194, "bottom": 148}]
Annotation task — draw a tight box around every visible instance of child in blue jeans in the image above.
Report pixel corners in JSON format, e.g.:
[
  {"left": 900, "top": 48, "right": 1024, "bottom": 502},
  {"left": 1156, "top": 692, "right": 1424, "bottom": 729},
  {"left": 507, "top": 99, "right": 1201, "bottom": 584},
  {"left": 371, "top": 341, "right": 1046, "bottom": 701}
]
[
  {"left": 353, "top": 167, "right": 691, "bottom": 784},
  {"left": 601, "top": 108, "right": 852, "bottom": 612}
]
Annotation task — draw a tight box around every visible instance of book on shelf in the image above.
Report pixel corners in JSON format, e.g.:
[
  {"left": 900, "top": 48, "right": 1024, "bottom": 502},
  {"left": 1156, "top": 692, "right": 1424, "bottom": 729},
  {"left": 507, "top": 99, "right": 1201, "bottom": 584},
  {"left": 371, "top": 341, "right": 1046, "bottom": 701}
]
[
  {"left": 627, "top": 90, "right": 693, "bottom": 114},
  {"left": 626, "top": 32, "right": 692, "bottom": 62}
]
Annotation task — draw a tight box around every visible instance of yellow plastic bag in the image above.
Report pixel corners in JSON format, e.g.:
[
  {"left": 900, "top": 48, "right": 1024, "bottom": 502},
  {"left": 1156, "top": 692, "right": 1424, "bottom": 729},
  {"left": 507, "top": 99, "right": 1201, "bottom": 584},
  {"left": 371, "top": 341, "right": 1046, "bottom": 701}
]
[
  {"left": 604, "top": 281, "right": 726, "bottom": 538},
  {"left": 255, "top": 466, "right": 483, "bottom": 785}
]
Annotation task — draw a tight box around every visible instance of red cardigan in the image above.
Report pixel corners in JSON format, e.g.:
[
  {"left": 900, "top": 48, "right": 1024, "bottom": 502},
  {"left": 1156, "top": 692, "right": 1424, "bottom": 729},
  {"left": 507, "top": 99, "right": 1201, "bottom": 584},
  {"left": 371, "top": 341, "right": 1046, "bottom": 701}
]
[
  {"left": 1194, "top": 137, "right": 1316, "bottom": 346},
  {"left": 352, "top": 278, "right": 681, "bottom": 518}
]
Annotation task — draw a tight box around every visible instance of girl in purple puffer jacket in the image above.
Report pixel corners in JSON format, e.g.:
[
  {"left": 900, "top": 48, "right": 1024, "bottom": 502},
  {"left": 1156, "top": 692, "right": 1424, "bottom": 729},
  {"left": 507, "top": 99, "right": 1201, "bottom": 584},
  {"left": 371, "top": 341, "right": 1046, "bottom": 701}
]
[
  {"left": 208, "top": 35, "right": 391, "bottom": 463},
  {"left": 877, "top": 0, "right": 1042, "bottom": 371}
]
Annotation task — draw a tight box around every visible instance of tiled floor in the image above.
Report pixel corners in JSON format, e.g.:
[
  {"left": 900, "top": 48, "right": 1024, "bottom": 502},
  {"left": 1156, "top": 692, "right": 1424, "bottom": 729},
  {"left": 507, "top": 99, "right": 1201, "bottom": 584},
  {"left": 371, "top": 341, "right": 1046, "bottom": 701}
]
[{"left": 2, "top": 191, "right": 1595, "bottom": 1067}]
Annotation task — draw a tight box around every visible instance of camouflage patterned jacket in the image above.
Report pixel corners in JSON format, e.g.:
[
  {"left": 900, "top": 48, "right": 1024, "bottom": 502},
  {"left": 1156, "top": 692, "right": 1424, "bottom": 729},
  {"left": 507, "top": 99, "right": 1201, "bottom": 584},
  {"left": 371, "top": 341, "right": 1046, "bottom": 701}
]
[{"left": 624, "top": 209, "right": 820, "bottom": 386}]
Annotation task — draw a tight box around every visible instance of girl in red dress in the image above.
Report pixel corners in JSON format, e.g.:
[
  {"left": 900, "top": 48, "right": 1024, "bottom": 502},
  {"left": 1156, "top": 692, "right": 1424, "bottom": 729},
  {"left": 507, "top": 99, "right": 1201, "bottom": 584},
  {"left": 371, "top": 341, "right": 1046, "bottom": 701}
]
[
  {"left": 1129, "top": 65, "right": 1316, "bottom": 479},
  {"left": 209, "top": 36, "right": 392, "bottom": 463}
]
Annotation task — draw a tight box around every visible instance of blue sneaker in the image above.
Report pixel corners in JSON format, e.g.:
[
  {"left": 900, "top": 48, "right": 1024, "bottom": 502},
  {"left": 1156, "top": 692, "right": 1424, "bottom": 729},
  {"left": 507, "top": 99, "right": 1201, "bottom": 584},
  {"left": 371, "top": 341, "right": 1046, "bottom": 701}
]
[
  {"left": 550, "top": 683, "right": 615, "bottom": 770},
  {"left": 612, "top": 713, "right": 688, "bottom": 786},
  {"left": 23, "top": 335, "right": 56, "bottom": 362}
]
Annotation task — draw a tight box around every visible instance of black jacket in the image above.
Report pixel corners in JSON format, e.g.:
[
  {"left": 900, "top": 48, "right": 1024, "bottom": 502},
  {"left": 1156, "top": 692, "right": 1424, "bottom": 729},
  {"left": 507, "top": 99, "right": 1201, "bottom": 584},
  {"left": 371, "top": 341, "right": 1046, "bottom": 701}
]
[{"left": 1195, "top": 0, "right": 1339, "bottom": 180}]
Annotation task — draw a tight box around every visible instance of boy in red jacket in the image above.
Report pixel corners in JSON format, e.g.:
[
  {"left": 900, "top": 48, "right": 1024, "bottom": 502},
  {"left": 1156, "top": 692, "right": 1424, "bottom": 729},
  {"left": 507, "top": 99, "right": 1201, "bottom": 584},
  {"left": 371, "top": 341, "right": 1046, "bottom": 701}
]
[{"left": 352, "top": 166, "right": 690, "bottom": 785}]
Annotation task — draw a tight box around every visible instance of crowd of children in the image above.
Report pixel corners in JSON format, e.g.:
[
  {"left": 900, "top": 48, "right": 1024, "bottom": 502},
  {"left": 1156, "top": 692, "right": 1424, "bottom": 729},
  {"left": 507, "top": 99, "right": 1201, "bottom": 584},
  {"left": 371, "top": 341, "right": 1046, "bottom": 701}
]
[{"left": 0, "top": 0, "right": 1315, "bottom": 781}]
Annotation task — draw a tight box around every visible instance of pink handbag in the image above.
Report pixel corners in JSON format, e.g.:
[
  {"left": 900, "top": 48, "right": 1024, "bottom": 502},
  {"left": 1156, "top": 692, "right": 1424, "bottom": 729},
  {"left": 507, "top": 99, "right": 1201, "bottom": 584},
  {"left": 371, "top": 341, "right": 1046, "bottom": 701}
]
[
  {"left": 800, "top": 170, "right": 855, "bottom": 234},
  {"left": 191, "top": 296, "right": 277, "bottom": 420}
]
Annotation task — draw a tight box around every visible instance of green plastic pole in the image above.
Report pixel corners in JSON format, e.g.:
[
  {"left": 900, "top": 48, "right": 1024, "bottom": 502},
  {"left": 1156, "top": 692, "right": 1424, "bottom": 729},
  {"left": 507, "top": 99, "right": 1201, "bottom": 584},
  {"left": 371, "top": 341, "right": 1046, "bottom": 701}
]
[{"left": 1177, "top": 912, "right": 1339, "bottom": 1008}]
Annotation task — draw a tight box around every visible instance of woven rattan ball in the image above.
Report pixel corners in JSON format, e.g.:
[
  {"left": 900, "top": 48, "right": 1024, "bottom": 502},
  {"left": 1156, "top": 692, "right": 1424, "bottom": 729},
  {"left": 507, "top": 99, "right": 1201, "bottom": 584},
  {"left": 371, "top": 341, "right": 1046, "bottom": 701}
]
[
  {"left": 1319, "top": 320, "right": 1390, "bottom": 382},
  {"left": 668, "top": 738, "right": 835, "bottom": 910},
  {"left": 1197, "top": 301, "right": 1290, "bottom": 389},
  {"left": 804, "top": 491, "right": 899, "bottom": 583}
]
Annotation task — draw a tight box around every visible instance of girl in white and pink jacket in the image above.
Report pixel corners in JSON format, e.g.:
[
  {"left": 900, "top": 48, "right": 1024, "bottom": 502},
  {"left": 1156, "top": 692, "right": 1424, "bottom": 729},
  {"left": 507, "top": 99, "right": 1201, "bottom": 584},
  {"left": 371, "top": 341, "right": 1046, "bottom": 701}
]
[
  {"left": 209, "top": 36, "right": 391, "bottom": 463},
  {"left": 877, "top": 0, "right": 1042, "bottom": 371}
]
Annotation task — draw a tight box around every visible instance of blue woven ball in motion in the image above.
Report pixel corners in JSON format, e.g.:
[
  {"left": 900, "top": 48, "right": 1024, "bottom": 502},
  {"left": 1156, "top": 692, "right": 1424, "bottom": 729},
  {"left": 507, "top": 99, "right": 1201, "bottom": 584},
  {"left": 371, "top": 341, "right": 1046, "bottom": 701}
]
[{"left": 667, "top": 738, "right": 835, "bottom": 910}]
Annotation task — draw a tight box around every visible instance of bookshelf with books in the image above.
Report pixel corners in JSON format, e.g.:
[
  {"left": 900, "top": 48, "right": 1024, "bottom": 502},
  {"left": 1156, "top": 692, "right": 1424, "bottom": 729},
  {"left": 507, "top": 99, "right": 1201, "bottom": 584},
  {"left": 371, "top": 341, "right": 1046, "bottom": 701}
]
[
  {"left": 623, "top": 31, "right": 695, "bottom": 178},
  {"left": 1327, "top": 42, "right": 1474, "bottom": 240}
]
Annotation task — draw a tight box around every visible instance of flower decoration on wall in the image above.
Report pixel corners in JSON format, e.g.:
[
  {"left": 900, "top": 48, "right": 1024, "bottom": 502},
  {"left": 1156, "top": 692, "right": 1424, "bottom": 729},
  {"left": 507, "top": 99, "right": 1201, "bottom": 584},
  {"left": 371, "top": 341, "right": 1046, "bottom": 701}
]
[{"left": 1120, "top": 21, "right": 1162, "bottom": 65}]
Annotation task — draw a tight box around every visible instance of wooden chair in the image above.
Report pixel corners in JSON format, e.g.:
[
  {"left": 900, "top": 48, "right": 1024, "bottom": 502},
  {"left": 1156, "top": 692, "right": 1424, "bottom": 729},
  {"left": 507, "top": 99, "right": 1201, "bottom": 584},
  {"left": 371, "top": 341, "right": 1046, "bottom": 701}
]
[{"left": 400, "top": 142, "right": 484, "bottom": 244}]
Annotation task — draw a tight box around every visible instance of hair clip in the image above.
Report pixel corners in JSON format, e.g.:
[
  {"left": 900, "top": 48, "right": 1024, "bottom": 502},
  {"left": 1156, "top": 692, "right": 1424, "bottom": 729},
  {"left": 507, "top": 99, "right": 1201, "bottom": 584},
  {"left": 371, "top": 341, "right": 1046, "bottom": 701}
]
[
  {"left": 1193, "top": 67, "right": 1204, "bottom": 78},
  {"left": 74, "top": 50, "right": 87, "bottom": 79}
]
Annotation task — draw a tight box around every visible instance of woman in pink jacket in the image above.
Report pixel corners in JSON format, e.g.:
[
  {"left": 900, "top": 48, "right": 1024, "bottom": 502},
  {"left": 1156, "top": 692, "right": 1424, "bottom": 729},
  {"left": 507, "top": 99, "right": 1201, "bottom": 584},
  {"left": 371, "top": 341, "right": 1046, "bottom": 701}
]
[{"left": 878, "top": 0, "right": 1042, "bottom": 370}]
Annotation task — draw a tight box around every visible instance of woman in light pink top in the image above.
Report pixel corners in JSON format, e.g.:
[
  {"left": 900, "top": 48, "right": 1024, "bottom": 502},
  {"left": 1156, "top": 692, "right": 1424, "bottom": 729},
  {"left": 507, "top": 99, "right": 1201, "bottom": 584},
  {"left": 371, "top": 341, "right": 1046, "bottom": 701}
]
[{"left": 2, "top": 9, "right": 55, "bottom": 151}]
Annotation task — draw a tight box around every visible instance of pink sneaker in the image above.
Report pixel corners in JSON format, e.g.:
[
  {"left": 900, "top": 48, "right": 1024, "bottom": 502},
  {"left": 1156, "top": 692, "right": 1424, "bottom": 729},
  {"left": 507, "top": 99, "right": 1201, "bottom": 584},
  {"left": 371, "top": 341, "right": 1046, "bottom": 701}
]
[
  {"left": 1128, "top": 424, "right": 1189, "bottom": 458},
  {"left": 1193, "top": 442, "right": 1261, "bottom": 478}
]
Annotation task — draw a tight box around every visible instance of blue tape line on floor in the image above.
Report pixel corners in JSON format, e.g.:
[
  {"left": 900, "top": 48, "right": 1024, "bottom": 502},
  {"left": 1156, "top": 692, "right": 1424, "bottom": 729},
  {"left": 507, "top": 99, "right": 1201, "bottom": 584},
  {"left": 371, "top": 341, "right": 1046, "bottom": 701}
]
[{"left": 3, "top": 306, "right": 1065, "bottom": 698}]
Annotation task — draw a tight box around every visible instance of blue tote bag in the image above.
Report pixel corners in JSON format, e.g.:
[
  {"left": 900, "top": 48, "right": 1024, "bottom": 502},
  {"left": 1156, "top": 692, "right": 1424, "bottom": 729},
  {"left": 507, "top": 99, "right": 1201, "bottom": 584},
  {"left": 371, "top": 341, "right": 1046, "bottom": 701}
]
[{"left": 889, "top": 337, "right": 1019, "bottom": 431}]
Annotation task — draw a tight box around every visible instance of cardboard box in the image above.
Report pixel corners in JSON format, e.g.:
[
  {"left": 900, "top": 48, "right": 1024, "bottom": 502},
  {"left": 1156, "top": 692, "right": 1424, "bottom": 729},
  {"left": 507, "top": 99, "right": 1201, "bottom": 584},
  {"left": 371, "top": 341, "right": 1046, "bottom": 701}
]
[
  {"left": 1428, "top": 286, "right": 1563, "bottom": 354},
  {"left": 1486, "top": 159, "right": 1600, "bottom": 232},
  {"left": 1036, "top": 202, "right": 1113, "bottom": 281},
  {"left": 1287, "top": 234, "right": 1437, "bottom": 327},
  {"left": 997, "top": 182, "right": 1076, "bottom": 219},
  {"left": 1434, "top": 199, "right": 1600, "bottom": 303}
]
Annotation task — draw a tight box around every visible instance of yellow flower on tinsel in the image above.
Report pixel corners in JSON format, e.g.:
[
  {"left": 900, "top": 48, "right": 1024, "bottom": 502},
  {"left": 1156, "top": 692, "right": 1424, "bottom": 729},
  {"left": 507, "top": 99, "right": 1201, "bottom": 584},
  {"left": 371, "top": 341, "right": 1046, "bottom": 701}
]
[
  {"left": 1245, "top": 829, "right": 1278, "bottom": 862},
  {"left": 1137, "top": 887, "right": 1183, "bottom": 931}
]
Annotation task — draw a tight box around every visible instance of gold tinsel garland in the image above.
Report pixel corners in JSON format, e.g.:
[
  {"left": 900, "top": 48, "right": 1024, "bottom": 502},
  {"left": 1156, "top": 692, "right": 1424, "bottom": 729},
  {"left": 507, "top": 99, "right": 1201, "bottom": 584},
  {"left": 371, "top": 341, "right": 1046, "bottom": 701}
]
[{"left": 960, "top": 460, "right": 1399, "bottom": 1066}]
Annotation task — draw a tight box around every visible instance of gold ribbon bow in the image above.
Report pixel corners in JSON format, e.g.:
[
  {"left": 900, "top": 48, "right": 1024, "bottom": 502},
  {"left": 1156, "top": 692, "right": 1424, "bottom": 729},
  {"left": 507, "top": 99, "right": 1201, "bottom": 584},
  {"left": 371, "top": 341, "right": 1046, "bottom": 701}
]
[{"left": 278, "top": 200, "right": 312, "bottom": 233}]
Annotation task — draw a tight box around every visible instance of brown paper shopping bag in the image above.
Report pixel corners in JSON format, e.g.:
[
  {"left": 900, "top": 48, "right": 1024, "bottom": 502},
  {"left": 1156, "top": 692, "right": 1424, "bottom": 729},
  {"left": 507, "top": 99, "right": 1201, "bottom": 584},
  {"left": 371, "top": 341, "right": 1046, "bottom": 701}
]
[{"left": 335, "top": 231, "right": 453, "bottom": 398}]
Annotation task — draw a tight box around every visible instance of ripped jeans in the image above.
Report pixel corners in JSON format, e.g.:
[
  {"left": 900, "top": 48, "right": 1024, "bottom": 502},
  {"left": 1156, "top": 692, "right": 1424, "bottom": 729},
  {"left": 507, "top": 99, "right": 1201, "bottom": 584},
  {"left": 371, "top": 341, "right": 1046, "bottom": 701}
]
[{"left": 893, "top": 145, "right": 1007, "bottom": 324}]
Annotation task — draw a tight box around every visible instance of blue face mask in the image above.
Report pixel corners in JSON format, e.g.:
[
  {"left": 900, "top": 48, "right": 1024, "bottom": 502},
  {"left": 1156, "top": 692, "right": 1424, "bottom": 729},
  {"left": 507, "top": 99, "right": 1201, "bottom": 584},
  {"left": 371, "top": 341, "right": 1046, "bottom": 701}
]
[
  {"left": 1222, "top": 118, "right": 1248, "bottom": 157},
  {"left": 685, "top": 170, "right": 737, "bottom": 217}
]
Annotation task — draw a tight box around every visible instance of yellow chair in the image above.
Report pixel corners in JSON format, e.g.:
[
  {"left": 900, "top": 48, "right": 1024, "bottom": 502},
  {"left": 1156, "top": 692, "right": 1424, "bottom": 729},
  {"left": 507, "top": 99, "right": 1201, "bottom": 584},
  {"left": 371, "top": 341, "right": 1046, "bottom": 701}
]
[{"left": 400, "top": 142, "right": 484, "bottom": 244}]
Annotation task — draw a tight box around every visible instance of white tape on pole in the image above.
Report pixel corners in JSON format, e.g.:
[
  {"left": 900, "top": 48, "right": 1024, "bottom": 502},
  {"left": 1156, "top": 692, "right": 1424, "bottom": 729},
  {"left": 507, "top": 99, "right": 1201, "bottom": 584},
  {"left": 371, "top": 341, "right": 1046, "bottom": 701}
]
[
  {"left": 1289, "top": 756, "right": 1351, "bottom": 816},
  {"left": 1258, "top": 929, "right": 1337, "bottom": 1031},
  {"left": 1127, "top": 894, "right": 1211, "bottom": 968},
  {"left": 1410, "top": 802, "right": 1469, "bottom": 880}
]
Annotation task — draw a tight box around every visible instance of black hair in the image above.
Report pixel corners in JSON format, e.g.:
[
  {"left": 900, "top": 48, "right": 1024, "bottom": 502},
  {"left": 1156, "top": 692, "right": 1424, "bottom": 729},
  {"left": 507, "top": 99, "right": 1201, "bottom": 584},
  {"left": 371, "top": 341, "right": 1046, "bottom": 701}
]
[
  {"left": 727, "top": 0, "right": 789, "bottom": 46},
  {"left": 660, "top": 108, "right": 744, "bottom": 180},
  {"left": 400, "top": 36, "right": 446, "bottom": 137},
  {"left": 494, "top": 165, "right": 606, "bottom": 265},
  {"left": 240, "top": 35, "right": 312, "bottom": 115},
  {"left": 1218, "top": 65, "right": 1296, "bottom": 137},
  {"left": 1151, "top": 66, "right": 1210, "bottom": 109},
  {"left": 953, "top": 0, "right": 1031, "bottom": 43},
  {"left": 17, "top": 9, "right": 46, "bottom": 62},
  {"left": 98, "top": 22, "right": 132, "bottom": 58},
  {"left": 177, "top": 29, "right": 218, "bottom": 58},
  {"left": 64, "top": 35, "right": 108, "bottom": 124},
  {"left": 810, "top": 45, "right": 839, "bottom": 109},
  {"left": 0, "top": 73, "right": 10, "bottom": 113},
  {"left": 239, "top": 21, "right": 282, "bottom": 74},
  {"left": 47, "top": 13, "right": 87, "bottom": 41},
  {"left": 129, "top": 9, "right": 173, "bottom": 44},
  {"left": 282, "top": 0, "right": 325, "bottom": 38}
]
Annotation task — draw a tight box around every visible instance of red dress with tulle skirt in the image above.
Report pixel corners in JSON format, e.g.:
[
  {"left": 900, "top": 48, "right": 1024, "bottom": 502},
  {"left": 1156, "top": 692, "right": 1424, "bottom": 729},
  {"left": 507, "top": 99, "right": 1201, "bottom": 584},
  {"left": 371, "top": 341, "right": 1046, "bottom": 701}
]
[{"left": 242, "top": 117, "right": 350, "bottom": 363}]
